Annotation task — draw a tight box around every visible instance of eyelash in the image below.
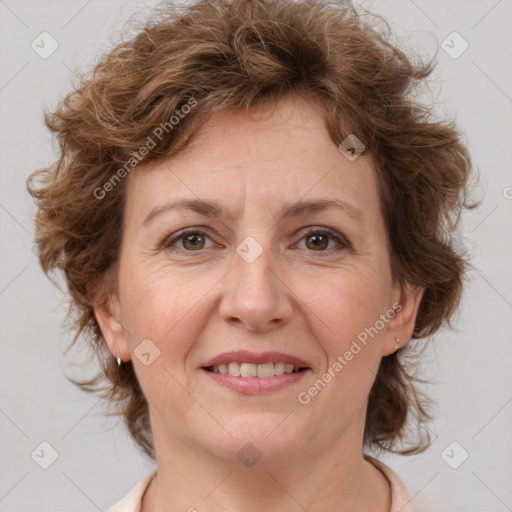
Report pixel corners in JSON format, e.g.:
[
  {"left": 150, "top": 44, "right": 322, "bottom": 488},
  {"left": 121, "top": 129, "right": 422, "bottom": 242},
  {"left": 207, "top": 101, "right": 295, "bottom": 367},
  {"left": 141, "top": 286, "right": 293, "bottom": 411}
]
[{"left": 159, "top": 227, "right": 350, "bottom": 256}]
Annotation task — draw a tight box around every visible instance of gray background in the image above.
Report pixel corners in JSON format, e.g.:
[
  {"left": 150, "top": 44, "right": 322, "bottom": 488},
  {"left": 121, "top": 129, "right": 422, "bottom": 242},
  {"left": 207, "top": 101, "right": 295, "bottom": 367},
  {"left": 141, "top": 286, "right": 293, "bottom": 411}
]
[{"left": 1, "top": 0, "right": 511, "bottom": 510}]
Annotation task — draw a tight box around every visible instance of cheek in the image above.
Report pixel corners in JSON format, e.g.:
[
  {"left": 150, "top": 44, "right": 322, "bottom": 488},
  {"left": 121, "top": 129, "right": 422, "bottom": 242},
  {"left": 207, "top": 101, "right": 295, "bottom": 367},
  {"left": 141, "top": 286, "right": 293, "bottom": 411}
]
[
  {"left": 116, "top": 265, "right": 215, "bottom": 419},
  {"left": 303, "top": 263, "right": 391, "bottom": 398},
  {"left": 316, "top": 264, "right": 391, "bottom": 343},
  {"left": 292, "top": 267, "right": 392, "bottom": 426},
  {"left": 117, "top": 260, "right": 224, "bottom": 355}
]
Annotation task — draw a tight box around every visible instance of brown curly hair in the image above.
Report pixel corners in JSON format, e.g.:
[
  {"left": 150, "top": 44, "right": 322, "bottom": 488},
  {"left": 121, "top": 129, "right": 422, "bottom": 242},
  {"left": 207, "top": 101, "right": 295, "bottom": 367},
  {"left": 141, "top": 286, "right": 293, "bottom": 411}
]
[{"left": 27, "top": 0, "right": 475, "bottom": 460}]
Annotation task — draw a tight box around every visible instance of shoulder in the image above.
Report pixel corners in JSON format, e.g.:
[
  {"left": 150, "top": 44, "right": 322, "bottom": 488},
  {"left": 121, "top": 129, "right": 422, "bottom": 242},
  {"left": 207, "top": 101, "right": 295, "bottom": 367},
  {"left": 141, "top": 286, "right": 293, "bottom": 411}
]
[
  {"left": 364, "top": 454, "right": 413, "bottom": 512},
  {"left": 105, "top": 469, "right": 157, "bottom": 512}
]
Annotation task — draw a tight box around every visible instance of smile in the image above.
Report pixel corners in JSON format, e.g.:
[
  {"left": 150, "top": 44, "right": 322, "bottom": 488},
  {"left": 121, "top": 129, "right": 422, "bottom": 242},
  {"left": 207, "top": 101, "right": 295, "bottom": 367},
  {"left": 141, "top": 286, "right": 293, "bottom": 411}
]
[
  {"left": 202, "top": 366, "right": 310, "bottom": 395},
  {"left": 204, "top": 362, "right": 307, "bottom": 377}
]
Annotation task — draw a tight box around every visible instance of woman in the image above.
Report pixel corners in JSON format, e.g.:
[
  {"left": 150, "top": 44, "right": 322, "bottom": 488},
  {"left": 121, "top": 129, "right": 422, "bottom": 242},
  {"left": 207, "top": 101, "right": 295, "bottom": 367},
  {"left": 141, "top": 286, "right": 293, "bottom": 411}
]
[{"left": 27, "top": 0, "right": 474, "bottom": 510}]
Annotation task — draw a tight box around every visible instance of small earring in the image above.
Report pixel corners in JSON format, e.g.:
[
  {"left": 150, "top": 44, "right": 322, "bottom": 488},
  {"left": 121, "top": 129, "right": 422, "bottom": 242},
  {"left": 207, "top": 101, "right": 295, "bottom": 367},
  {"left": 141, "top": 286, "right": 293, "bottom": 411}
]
[
  {"left": 394, "top": 338, "right": 400, "bottom": 351},
  {"left": 117, "top": 356, "right": 122, "bottom": 367}
]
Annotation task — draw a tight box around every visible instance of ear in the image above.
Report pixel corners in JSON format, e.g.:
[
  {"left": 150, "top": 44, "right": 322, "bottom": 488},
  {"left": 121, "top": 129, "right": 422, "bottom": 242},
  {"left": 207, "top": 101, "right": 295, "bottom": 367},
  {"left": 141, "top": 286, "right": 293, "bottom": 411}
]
[
  {"left": 94, "top": 293, "right": 131, "bottom": 363},
  {"left": 381, "top": 281, "right": 424, "bottom": 356}
]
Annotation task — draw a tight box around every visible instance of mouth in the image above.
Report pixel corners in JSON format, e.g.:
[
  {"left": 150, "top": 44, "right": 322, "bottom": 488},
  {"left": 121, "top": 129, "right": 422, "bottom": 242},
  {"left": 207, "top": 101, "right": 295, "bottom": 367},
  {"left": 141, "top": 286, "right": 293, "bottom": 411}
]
[
  {"left": 201, "top": 365, "right": 310, "bottom": 394},
  {"left": 203, "top": 362, "right": 309, "bottom": 377},
  {"left": 200, "top": 351, "right": 311, "bottom": 394}
]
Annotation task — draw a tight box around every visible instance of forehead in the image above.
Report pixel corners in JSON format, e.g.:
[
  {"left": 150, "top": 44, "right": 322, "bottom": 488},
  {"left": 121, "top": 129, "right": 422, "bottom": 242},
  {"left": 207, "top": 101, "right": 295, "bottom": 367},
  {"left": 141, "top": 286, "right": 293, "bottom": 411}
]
[{"left": 124, "top": 94, "right": 381, "bottom": 225}]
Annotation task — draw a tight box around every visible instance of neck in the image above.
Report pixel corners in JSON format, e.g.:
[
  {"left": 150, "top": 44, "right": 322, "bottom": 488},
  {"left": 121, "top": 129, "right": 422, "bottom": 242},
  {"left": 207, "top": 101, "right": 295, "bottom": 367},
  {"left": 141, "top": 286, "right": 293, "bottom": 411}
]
[{"left": 142, "top": 424, "right": 391, "bottom": 512}]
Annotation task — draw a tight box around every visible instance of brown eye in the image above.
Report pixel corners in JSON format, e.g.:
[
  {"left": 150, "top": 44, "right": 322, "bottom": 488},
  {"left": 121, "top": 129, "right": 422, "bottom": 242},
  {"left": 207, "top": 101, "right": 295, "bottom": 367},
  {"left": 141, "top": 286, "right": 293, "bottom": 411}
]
[
  {"left": 297, "top": 228, "right": 349, "bottom": 254},
  {"left": 181, "top": 232, "right": 206, "bottom": 250},
  {"left": 161, "top": 229, "right": 214, "bottom": 252},
  {"left": 305, "top": 233, "right": 329, "bottom": 251}
]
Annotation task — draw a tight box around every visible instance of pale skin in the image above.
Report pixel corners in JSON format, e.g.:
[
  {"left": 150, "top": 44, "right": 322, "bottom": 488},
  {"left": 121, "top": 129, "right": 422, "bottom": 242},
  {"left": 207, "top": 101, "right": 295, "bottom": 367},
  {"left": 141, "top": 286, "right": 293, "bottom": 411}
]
[{"left": 95, "top": 94, "right": 424, "bottom": 512}]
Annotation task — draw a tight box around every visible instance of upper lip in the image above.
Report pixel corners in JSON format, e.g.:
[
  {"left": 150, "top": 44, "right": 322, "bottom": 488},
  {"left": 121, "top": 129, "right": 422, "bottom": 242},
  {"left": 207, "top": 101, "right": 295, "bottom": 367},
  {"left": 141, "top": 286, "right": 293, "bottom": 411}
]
[{"left": 202, "top": 351, "right": 311, "bottom": 368}]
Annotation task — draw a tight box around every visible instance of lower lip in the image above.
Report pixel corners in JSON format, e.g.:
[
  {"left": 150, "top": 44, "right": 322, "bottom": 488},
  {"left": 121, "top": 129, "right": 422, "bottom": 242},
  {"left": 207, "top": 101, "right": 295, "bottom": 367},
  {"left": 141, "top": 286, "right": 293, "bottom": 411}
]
[{"left": 201, "top": 368, "right": 310, "bottom": 394}]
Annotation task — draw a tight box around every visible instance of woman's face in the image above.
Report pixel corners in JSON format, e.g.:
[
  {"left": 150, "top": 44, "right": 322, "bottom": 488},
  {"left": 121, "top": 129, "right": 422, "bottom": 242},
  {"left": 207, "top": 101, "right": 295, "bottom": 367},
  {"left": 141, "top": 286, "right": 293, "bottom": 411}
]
[{"left": 97, "top": 94, "right": 422, "bottom": 467}]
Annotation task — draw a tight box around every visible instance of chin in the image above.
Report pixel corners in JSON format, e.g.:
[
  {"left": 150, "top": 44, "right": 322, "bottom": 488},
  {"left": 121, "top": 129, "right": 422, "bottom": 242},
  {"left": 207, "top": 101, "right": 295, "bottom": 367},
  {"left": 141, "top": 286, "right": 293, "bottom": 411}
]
[{"left": 199, "top": 415, "right": 310, "bottom": 469}]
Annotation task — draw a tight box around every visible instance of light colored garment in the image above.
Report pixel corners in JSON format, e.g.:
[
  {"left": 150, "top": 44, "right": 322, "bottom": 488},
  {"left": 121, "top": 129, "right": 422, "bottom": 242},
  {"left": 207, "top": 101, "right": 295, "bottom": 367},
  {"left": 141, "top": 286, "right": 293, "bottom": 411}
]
[
  {"left": 365, "top": 455, "right": 413, "bottom": 512},
  {"left": 106, "top": 456, "right": 412, "bottom": 512}
]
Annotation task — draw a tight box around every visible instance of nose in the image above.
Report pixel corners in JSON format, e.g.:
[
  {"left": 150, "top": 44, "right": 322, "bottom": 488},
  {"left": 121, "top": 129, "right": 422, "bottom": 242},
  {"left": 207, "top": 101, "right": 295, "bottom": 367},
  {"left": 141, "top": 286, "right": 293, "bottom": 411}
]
[{"left": 219, "top": 240, "right": 293, "bottom": 332}]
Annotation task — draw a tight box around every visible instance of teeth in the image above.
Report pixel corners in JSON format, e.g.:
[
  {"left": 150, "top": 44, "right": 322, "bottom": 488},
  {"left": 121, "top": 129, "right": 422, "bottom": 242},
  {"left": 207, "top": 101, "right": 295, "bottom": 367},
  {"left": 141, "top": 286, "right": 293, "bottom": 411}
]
[
  {"left": 228, "top": 362, "right": 240, "bottom": 376},
  {"left": 274, "top": 362, "right": 285, "bottom": 375},
  {"left": 209, "top": 362, "right": 305, "bottom": 377},
  {"left": 257, "top": 362, "right": 274, "bottom": 378},
  {"left": 240, "top": 363, "right": 257, "bottom": 377}
]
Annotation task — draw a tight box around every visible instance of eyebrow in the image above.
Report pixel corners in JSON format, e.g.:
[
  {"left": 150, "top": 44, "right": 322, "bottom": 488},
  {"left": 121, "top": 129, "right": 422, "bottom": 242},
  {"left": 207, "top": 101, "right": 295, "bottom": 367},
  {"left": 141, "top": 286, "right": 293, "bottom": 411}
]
[{"left": 143, "top": 198, "right": 364, "bottom": 226}]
